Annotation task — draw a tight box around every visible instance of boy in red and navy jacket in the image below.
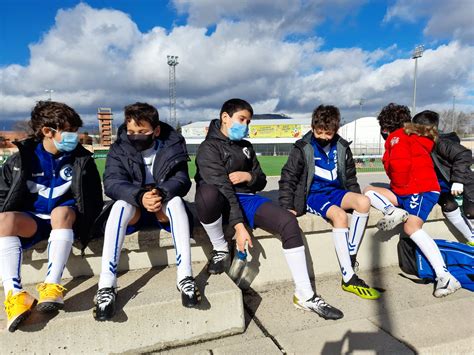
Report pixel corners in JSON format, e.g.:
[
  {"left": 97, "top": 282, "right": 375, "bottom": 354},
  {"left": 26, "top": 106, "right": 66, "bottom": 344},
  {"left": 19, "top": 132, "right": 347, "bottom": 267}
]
[{"left": 364, "top": 103, "right": 461, "bottom": 298}]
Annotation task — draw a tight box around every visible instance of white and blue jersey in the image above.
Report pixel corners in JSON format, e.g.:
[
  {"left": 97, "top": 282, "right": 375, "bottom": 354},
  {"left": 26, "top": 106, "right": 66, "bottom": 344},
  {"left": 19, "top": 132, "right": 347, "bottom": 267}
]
[
  {"left": 26, "top": 143, "right": 76, "bottom": 217},
  {"left": 309, "top": 138, "right": 341, "bottom": 193}
]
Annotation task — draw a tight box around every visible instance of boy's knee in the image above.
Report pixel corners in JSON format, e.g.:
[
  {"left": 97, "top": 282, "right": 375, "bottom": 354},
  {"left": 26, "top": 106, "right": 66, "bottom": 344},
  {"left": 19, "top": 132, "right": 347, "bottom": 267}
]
[
  {"left": 329, "top": 208, "right": 348, "bottom": 225},
  {"left": 113, "top": 200, "right": 135, "bottom": 213},
  {"left": 362, "top": 186, "right": 374, "bottom": 194},
  {"left": 165, "top": 196, "right": 184, "bottom": 210},
  {"left": 356, "top": 195, "right": 371, "bottom": 212},
  {"left": 51, "top": 206, "right": 76, "bottom": 220},
  {"left": 403, "top": 217, "right": 422, "bottom": 236},
  {"left": 0, "top": 212, "right": 15, "bottom": 233}
]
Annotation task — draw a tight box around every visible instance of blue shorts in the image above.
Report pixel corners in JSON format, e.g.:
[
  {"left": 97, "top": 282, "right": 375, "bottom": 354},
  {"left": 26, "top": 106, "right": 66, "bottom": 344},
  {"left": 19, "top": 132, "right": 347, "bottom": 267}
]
[
  {"left": 235, "top": 193, "right": 271, "bottom": 229},
  {"left": 20, "top": 212, "right": 53, "bottom": 249},
  {"left": 126, "top": 208, "right": 171, "bottom": 235},
  {"left": 396, "top": 191, "right": 440, "bottom": 222},
  {"left": 306, "top": 189, "right": 349, "bottom": 218}
]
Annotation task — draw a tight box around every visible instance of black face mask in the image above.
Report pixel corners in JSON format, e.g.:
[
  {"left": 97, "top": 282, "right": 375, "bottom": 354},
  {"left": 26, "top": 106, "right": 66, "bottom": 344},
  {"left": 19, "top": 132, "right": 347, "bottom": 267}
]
[
  {"left": 315, "top": 137, "right": 331, "bottom": 147},
  {"left": 381, "top": 131, "right": 389, "bottom": 141},
  {"left": 128, "top": 134, "right": 154, "bottom": 152}
]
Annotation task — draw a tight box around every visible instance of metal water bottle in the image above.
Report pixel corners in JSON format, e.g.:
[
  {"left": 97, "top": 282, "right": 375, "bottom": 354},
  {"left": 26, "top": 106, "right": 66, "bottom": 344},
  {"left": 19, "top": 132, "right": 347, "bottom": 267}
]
[{"left": 227, "top": 249, "right": 247, "bottom": 283}]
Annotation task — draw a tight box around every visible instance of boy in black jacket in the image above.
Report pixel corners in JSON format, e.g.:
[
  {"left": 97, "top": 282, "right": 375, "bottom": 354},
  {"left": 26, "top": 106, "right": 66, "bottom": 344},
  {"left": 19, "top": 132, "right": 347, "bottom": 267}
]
[
  {"left": 280, "top": 105, "right": 380, "bottom": 300},
  {"left": 94, "top": 103, "right": 199, "bottom": 321},
  {"left": 412, "top": 110, "right": 473, "bottom": 245},
  {"left": 195, "top": 99, "right": 343, "bottom": 320},
  {"left": 0, "top": 101, "right": 103, "bottom": 332}
]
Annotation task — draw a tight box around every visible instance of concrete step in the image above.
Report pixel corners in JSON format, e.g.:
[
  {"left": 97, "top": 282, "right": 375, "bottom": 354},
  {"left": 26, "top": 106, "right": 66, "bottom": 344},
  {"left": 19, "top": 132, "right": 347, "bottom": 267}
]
[
  {"left": 20, "top": 204, "right": 460, "bottom": 290},
  {"left": 0, "top": 263, "right": 245, "bottom": 354}
]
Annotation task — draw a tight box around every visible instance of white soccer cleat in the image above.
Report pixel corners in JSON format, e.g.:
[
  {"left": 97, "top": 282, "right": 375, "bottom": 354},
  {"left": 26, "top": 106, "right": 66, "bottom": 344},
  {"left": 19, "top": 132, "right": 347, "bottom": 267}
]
[
  {"left": 433, "top": 274, "right": 461, "bottom": 298},
  {"left": 376, "top": 207, "right": 409, "bottom": 231}
]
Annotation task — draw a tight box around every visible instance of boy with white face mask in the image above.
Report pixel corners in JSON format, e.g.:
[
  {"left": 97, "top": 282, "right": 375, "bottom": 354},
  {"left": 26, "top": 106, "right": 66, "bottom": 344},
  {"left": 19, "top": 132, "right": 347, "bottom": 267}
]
[
  {"left": 0, "top": 101, "right": 103, "bottom": 332},
  {"left": 195, "top": 99, "right": 344, "bottom": 320}
]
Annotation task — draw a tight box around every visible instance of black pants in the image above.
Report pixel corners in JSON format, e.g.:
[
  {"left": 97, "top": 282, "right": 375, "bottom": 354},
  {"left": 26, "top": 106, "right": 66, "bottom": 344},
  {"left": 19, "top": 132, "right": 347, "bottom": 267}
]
[
  {"left": 438, "top": 189, "right": 474, "bottom": 219},
  {"left": 195, "top": 184, "right": 303, "bottom": 249}
]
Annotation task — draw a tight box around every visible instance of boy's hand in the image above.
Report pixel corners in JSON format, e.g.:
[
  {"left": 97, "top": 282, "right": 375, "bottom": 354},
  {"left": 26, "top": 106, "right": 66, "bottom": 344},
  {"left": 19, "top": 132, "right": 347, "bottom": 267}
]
[
  {"left": 288, "top": 209, "right": 297, "bottom": 216},
  {"left": 234, "top": 223, "right": 253, "bottom": 251},
  {"left": 142, "top": 190, "right": 162, "bottom": 212},
  {"left": 451, "top": 183, "right": 463, "bottom": 196},
  {"left": 228, "top": 171, "right": 252, "bottom": 185}
]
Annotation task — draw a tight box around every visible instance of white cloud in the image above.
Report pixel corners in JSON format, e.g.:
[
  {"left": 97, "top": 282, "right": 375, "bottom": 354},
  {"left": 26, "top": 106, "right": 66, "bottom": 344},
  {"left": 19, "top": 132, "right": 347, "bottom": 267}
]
[
  {"left": 0, "top": 2, "right": 473, "bottom": 128},
  {"left": 384, "top": 0, "right": 474, "bottom": 44}
]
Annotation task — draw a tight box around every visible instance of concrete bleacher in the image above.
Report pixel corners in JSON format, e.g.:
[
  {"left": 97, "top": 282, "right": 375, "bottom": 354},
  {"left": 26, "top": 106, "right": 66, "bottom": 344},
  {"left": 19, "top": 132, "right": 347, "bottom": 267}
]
[{"left": 0, "top": 177, "right": 470, "bottom": 352}]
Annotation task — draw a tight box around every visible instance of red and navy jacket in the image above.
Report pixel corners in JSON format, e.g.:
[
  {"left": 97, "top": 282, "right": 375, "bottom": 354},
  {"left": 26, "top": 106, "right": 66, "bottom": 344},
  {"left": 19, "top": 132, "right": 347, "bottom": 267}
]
[{"left": 383, "top": 123, "right": 440, "bottom": 195}]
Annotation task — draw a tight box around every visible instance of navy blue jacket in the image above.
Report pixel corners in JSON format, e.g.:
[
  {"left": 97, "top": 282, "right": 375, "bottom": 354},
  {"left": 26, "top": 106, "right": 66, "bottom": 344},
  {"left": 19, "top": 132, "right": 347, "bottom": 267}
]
[{"left": 103, "top": 122, "right": 191, "bottom": 206}]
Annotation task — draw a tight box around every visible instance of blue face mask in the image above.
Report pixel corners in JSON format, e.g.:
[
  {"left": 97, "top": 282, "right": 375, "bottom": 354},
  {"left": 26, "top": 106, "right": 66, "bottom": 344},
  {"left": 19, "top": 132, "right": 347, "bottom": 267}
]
[
  {"left": 228, "top": 122, "right": 249, "bottom": 141},
  {"left": 50, "top": 128, "right": 79, "bottom": 152}
]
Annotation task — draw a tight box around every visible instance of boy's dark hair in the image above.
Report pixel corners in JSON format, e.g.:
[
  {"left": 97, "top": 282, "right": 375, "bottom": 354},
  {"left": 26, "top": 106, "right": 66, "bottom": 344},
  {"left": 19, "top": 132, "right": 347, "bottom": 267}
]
[
  {"left": 377, "top": 103, "right": 411, "bottom": 133},
  {"left": 220, "top": 98, "right": 253, "bottom": 121},
  {"left": 124, "top": 102, "right": 160, "bottom": 129},
  {"left": 412, "top": 110, "right": 439, "bottom": 128},
  {"left": 30, "top": 101, "right": 83, "bottom": 139},
  {"left": 311, "top": 105, "right": 340, "bottom": 132}
]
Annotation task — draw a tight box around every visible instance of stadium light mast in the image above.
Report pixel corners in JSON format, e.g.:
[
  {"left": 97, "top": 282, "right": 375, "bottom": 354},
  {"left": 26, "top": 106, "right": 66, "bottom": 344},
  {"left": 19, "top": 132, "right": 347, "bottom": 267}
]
[
  {"left": 412, "top": 45, "right": 424, "bottom": 114},
  {"left": 167, "top": 55, "right": 179, "bottom": 128},
  {"left": 45, "top": 89, "right": 54, "bottom": 101}
]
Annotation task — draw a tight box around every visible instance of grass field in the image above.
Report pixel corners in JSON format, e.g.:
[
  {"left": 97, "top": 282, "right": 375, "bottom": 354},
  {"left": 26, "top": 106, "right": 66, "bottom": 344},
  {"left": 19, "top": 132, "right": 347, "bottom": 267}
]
[
  {"left": 94, "top": 155, "right": 383, "bottom": 178},
  {"left": 94, "top": 155, "right": 289, "bottom": 178}
]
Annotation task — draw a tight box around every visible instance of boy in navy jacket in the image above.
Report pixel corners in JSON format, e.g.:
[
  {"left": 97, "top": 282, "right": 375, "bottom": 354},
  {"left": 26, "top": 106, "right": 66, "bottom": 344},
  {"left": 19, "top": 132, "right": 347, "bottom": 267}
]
[
  {"left": 94, "top": 102, "right": 199, "bottom": 321},
  {"left": 280, "top": 105, "right": 380, "bottom": 300}
]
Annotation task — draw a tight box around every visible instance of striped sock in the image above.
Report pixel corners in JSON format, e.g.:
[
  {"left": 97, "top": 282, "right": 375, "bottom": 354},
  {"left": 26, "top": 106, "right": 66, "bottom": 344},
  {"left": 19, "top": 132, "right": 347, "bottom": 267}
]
[{"left": 0, "top": 236, "right": 23, "bottom": 296}]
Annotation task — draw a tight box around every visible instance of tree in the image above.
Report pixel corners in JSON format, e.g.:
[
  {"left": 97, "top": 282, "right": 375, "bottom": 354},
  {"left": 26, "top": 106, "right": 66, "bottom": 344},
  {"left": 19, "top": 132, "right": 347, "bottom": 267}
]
[{"left": 439, "top": 110, "right": 473, "bottom": 137}]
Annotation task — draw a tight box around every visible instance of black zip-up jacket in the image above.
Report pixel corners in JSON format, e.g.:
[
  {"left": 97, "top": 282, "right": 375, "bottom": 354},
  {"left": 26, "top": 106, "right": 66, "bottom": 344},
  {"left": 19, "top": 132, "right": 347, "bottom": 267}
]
[
  {"left": 0, "top": 138, "right": 103, "bottom": 247},
  {"left": 194, "top": 119, "right": 267, "bottom": 227},
  {"left": 103, "top": 122, "right": 191, "bottom": 205},
  {"left": 431, "top": 132, "right": 473, "bottom": 196},
  {"left": 279, "top": 131, "right": 360, "bottom": 216}
]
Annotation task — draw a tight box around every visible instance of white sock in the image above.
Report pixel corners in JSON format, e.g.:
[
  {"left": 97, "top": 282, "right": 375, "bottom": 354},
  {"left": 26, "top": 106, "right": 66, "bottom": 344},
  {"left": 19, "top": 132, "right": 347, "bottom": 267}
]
[
  {"left": 0, "top": 236, "right": 23, "bottom": 296},
  {"left": 44, "top": 229, "right": 74, "bottom": 284},
  {"left": 201, "top": 215, "right": 228, "bottom": 252},
  {"left": 332, "top": 228, "right": 355, "bottom": 282},
  {"left": 164, "top": 197, "right": 193, "bottom": 282},
  {"left": 98, "top": 200, "right": 136, "bottom": 289},
  {"left": 444, "top": 208, "right": 474, "bottom": 242},
  {"left": 410, "top": 229, "right": 449, "bottom": 278},
  {"left": 348, "top": 211, "right": 368, "bottom": 256},
  {"left": 365, "top": 190, "right": 395, "bottom": 215},
  {"left": 283, "top": 246, "right": 314, "bottom": 300}
]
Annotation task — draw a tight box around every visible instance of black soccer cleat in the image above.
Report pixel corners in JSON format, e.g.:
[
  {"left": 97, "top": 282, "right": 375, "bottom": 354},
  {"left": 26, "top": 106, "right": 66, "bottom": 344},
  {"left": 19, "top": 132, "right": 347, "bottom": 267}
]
[
  {"left": 293, "top": 294, "right": 344, "bottom": 320},
  {"left": 93, "top": 287, "right": 117, "bottom": 321},
  {"left": 177, "top": 276, "right": 201, "bottom": 308},
  {"left": 207, "top": 250, "right": 231, "bottom": 275}
]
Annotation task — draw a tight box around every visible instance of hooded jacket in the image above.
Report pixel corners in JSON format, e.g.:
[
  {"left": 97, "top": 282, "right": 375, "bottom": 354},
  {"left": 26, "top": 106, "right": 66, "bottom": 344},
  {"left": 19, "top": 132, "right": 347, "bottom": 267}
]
[
  {"left": 279, "top": 131, "right": 360, "bottom": 216},
  {"left": 383, "top": 123, "right": 440, "bottom": 195},
  {"left": 0, "top": 138, "right": 103, "bottom": 247},
  {"left": 431, "top": 132, "right": 473, "bottom": 195},
  {"left": 103, "top": 121, "right": 191, "bottom": 205},
  {"left": 194, "top": 119, "right": 267, "bottom": 227}
]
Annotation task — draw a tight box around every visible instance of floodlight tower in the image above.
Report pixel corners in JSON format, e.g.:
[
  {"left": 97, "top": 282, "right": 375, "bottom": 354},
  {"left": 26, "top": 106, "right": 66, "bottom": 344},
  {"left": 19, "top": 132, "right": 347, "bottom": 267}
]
[
  {"left": 412, "top": 45, "right": 424, "bottom": 114},
  {"left": 167, "top": 55, "right": 179, "bottom": 128}
]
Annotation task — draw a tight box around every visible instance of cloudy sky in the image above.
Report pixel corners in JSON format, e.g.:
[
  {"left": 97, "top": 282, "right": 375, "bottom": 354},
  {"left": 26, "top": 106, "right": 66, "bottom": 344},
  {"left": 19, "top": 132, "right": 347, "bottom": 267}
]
[{"left": 1, "top": 0, "right": 473, "bottom": 125}]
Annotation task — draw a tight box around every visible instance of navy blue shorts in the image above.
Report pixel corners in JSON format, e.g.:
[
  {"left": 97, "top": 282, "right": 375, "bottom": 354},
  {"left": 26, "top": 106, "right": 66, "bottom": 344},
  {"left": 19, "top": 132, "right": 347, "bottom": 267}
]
[
  {"left": 396, "top": 191, "right": 440, "bottom": 222},
  {"left": 20, "top": 212, "right": 53, "bottom": 249},
  {"left": 126, "top": 207, "right": 171, "bottom": 235},
  {"left": 235, "top": 193, "right": 271, "bottom": 229},
  {"left": 306, "top": 189, "right": 349, "bottom": 218}
]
